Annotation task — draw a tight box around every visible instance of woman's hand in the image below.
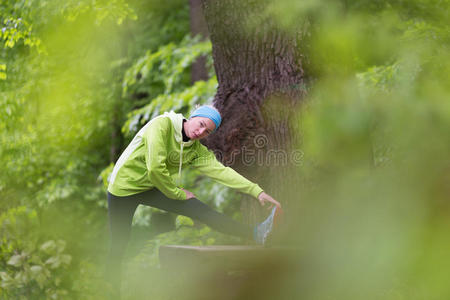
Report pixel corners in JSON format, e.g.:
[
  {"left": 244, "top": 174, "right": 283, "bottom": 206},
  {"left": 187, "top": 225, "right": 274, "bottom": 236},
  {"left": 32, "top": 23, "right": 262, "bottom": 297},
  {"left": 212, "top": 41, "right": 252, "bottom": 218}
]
[
  {"left": 257, "top": 192, "right": 281, "bottom": 210},
  {"left": 181, "top": 188, "right": 196, "bottom": 199}
]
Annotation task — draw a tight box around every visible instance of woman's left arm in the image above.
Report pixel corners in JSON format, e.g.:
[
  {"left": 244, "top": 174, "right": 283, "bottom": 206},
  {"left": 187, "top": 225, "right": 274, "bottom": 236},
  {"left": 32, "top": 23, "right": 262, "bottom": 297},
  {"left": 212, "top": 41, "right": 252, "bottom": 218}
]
[
  {"left": 191, "top": 146, "right": 280, "bottom": 209},
  {"left": 191, "top": 147, "right": 262, "bottom": 198}
]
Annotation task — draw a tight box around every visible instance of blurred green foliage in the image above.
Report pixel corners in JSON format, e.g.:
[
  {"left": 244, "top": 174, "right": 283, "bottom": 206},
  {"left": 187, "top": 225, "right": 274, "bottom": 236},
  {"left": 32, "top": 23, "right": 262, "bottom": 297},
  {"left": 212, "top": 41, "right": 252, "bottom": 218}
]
[
  {"left": 0, "top": 207, "right": 104, "bottom": 299},
  {"left": 280, "top": 1, "right": 450, "bottom": 299},
  {"left": 1, "top": 0, "right": 449, "bottom": 299}
]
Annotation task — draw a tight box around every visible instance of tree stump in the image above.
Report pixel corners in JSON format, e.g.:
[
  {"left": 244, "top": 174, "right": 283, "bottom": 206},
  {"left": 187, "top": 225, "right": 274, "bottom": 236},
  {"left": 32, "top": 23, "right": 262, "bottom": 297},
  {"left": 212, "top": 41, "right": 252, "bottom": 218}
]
[{"left": 159, "top": 245, "right": 301, "bottom": 299}]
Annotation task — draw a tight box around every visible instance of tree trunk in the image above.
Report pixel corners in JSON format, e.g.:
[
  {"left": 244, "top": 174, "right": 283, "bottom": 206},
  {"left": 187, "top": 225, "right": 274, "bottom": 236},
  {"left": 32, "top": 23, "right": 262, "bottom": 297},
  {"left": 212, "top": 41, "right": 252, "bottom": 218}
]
[
  {"left": 110, "top": 108, "right": 123, "bottom": 163},
  {"left": 190, "top": 0, "right": 209, "bottom": 83},
  {"left": 201, "top": 0, "right": 306, "bottom": 228}
]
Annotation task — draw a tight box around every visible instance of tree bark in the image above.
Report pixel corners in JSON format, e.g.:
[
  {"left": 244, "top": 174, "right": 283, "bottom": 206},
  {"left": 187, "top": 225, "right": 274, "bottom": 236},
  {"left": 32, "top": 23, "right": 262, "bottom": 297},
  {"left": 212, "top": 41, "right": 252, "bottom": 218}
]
[
  {"left": 190, "top": 0, "right": 209, "bottom": 83},
  {"left": 201, "top": 0, "right": 306, "bottom": 228},
  {"left": 110, "top": 108, "right": 123, "bottom": 163}
]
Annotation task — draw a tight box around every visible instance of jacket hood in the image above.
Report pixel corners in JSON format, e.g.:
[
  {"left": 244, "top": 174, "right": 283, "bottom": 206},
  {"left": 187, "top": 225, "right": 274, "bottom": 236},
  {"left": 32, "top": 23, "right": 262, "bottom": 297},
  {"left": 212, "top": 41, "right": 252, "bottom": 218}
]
[{"left": 163, "top": 111, "right": 195, "bottom": 146}]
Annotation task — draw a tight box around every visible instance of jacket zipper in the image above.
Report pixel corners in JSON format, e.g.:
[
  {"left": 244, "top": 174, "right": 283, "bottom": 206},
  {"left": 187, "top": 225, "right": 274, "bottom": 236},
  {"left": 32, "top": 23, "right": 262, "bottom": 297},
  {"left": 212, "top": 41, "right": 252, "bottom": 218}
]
[{"left": 177, "top": 142, "right": 184, "bottom": 186}]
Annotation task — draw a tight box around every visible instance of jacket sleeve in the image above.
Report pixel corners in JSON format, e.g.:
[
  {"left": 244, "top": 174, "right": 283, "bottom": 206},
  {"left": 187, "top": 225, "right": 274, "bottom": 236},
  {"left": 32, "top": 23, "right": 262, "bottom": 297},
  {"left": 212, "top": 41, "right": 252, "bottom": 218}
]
[
  {"left": 143, "top": 117, "right": 186, "bottom": 200},
  {"left": 191, "top": 145, "right": 263, "bottom": 199}
]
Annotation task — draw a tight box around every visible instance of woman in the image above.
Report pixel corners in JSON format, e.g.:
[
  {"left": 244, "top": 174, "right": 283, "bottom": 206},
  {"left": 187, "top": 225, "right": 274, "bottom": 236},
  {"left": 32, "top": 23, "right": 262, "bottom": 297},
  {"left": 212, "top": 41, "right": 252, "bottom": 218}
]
[{"left": 106, "top": 105, "right": 281, "bottom": 288}]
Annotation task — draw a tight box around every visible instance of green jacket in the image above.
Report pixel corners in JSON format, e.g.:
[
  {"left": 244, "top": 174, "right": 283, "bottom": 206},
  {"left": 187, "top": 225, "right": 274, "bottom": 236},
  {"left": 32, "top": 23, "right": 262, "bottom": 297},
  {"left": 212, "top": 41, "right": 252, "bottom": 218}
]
[{"left": 108, "top": 111, "right": 263, "bottom": 200}]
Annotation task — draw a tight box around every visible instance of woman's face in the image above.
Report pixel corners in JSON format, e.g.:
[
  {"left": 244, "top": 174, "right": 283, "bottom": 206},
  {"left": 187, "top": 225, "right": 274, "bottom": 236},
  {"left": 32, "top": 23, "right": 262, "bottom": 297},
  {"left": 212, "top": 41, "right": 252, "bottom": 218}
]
[{"left": 185, "top": 117, "right": 216, "bottom": 140}]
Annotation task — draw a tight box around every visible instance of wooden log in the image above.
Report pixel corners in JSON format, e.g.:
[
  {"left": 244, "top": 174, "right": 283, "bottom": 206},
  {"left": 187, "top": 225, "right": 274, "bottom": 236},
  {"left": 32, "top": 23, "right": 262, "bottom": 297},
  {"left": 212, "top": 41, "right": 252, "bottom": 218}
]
[{"left": 159, "top": 245, "right": 298, "bottom": 272}]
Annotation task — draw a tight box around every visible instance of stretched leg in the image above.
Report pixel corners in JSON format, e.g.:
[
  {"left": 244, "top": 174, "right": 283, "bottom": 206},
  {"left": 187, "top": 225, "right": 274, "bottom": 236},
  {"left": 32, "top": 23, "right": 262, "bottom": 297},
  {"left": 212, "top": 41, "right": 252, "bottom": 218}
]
[{"left": 129, "top": 189, "right": 253, "bottom": 239}]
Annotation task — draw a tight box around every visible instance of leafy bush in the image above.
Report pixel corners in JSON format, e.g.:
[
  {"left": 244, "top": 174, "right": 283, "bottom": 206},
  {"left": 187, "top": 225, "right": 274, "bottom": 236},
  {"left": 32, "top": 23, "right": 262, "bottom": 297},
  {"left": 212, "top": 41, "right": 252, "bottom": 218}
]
[
  {"left": 0, "top": 207, "right": 72, "bottom": 299},
  {"left": 123, "top": 35, "right": 213, "bottom": 98},
  {"left": 121, "top": 34, "right": 216, "bottom": 138},
  {"left": 0, "top": 206, "right": 109, "bottom": 299}
]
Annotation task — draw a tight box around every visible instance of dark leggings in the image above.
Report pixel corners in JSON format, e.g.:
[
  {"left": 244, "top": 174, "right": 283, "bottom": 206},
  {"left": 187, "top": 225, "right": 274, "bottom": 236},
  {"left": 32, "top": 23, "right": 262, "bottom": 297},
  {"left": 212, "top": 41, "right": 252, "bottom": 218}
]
[{"left": 105, "top": 189, "right": 253, "bottom": 284}]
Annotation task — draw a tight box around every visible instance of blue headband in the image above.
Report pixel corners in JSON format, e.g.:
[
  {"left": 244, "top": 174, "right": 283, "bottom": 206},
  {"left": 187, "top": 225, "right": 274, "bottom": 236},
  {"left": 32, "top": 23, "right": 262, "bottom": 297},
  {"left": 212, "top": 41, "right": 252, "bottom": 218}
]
[{"left": 190, "top": 106, "right": 222, "bottom": 132}]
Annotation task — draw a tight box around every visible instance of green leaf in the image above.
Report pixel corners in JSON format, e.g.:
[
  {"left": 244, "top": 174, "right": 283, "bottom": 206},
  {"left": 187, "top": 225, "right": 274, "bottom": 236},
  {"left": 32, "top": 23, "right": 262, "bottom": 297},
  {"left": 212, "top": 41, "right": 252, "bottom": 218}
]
[
  {"left": 175, "top": 215, "right": 194, "bottom": 229},
  {"left": 45, "top": 256, "right": 61, "bottom": 269},
  {"left": 60, "top": 254, "right": 72, "bottom": 266},
  {"left": 30, "top": 265, "right": 43, "bottom": 274},
  {"left": 0, "top": 272, "right": 13, "bottom": 288},
  {"left": 7, "top": 254, "right": 23, "bottom": 267},
  {"left": 40, "top": 240, "right": 56, "bottom": 254},
  {"left": 55, "top": 240, "right": 66, "bottom": 253}
]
